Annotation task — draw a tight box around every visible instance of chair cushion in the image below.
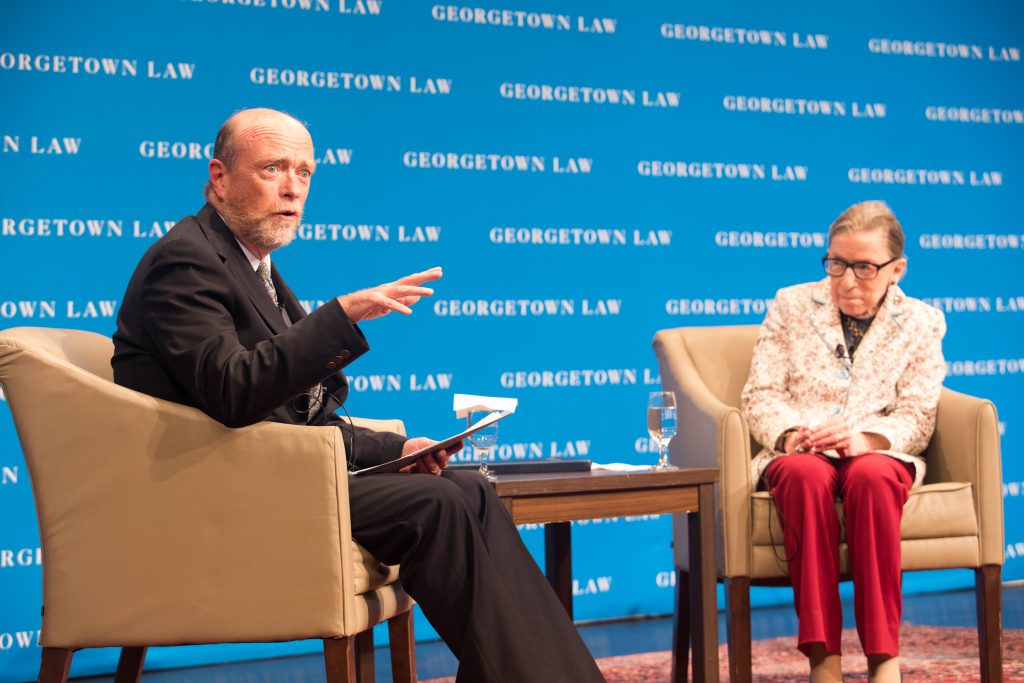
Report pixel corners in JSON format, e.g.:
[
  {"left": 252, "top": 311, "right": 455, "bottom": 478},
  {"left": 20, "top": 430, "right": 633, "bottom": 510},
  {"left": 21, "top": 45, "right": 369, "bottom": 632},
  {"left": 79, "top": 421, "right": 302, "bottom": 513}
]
[
  {"left": 345, "top": 581, "right": 414, "bottom": 637},
  {"left": 352, "top": 542, "right": 401, "bottom": 595},
  {"left": 752, "top": 481, "right": 977, "bottom": 545},
  {"left": 902, "top": 482, "right": 979, "bottom": 538},
  {"left": 749, "top": 481, "right": 981, "bottom": 578}
]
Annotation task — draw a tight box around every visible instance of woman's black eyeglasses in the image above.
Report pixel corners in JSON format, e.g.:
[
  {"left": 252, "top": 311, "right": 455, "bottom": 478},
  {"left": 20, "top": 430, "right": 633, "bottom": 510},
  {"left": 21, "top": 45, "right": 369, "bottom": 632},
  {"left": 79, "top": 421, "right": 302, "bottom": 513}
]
[{"left": 821, "top": 255, "right": 899, "bottom": 280}]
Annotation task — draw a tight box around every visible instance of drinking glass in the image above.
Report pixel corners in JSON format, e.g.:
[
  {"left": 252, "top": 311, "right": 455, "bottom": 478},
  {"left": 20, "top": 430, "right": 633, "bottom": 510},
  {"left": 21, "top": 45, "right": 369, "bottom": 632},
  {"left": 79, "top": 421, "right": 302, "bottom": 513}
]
[
  {"left": 468, "top": 410, "right": 499, "bottom": 482},
  {"left": 647, "top": 391, "right": 678, "bottom": 470}
]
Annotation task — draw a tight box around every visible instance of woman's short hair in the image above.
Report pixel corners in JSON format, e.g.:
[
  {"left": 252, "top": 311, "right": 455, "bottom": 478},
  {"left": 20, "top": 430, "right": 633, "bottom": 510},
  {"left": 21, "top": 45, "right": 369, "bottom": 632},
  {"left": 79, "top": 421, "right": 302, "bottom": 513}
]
[{"left": 828, "top": 200, "right": 905, "bottom": 258}]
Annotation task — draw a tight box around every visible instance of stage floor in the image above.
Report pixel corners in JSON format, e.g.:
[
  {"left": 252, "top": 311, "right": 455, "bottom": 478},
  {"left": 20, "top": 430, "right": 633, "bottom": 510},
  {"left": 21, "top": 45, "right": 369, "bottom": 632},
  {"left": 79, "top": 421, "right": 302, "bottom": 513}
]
[{"left": 76, "top": 585, "right": 1024, "bottom": 682}]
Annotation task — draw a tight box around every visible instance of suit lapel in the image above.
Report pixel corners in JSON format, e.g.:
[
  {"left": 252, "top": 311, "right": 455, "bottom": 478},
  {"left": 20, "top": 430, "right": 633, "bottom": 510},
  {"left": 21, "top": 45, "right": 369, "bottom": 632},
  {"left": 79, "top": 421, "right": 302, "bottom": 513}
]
[
  {"left": 197, "top": 205, "right": 289, "bottom": 336},
  {"left": 807, "top": 278, "right": 847, "bottom": 362}
]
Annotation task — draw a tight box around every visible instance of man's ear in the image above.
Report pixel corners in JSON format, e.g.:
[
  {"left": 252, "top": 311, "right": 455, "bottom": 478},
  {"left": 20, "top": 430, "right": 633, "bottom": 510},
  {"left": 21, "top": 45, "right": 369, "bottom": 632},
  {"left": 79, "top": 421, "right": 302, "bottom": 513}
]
[{"left": 208, "top": 158, "right": 227, "bottom": 200}]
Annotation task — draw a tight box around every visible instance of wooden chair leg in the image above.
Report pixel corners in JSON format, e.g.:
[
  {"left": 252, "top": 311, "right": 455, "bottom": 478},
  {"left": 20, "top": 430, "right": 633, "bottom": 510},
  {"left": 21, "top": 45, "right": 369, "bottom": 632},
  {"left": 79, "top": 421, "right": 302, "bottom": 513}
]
[
  {"left": 38, "top": 648, "right": 73, "bottom": 683},
  {"left": 355, "top": 630, "right": 374, "bottom": 683},
  {"left": 687, "top": 493, "right": 719, "bottom": 683},
  {"left": 725, "top": 577, "right": 752, "bottom": 683},
  {"left": 671, "top": 569, "right": 690, "bottom": 683},
  {"left": 324, "top": 637, "right": 356, "bottom": 683},
  {"left": 388, "top": 610, "right": 417, "bottom": 683},
  {"left": 114, "top": 647, "right": 147, "bottom": 683},
  {"left": 975, "top": 564, "right": 1003, "bottom": 683}
]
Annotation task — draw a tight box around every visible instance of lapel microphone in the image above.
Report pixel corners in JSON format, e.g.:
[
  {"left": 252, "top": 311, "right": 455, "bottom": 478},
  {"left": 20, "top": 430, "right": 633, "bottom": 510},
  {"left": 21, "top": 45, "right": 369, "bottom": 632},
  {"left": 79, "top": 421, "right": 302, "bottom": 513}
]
[{"left": 835, "top": 344, "right": 852, "bottom": 362}]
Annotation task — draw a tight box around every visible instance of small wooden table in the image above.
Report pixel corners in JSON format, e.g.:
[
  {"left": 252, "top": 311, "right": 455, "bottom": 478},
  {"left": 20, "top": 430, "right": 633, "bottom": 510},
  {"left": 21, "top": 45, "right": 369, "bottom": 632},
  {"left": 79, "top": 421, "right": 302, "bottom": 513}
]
[{"left": 492, "top": 468, "right": 719, "bottom": 683}]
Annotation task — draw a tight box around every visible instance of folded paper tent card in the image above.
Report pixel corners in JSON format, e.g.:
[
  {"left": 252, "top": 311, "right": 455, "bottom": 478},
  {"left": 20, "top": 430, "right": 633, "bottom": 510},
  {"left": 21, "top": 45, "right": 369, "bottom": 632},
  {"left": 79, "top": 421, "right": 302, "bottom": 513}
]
[{"left": 452, "top": 393, "right": 518, "bottom": 419}]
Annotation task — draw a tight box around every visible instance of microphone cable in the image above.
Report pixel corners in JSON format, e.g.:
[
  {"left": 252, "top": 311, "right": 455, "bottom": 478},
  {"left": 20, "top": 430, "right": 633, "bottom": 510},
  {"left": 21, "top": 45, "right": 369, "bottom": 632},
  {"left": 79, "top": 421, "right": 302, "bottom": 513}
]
[
  {"left": 295, "top": 384, "right": 359, "bottom": 471},
  {"left": 761, "top": 457, "right": 803, "bottom": 574},
  {"left": 323, "top": 387, "right": 359, "bottom": 472}
]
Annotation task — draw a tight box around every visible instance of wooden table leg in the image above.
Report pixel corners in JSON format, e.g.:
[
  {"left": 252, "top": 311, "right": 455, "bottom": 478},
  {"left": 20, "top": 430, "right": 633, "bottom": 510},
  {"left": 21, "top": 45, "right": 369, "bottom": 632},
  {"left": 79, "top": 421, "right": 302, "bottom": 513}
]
[
  {"left": 688, "top": 483, "right": 719, "bottom": 682},
  {"left": 671, "top": 569, "right": 690, "bottom": 683},
  {"left": 545, "top": 521, "right": 573, "bottom": 618}
]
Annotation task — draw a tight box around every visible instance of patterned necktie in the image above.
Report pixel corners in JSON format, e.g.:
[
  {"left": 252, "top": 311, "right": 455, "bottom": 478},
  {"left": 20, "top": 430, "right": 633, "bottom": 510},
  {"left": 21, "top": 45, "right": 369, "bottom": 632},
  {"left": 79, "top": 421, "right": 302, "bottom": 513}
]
[
  {"left": 255, "top": 260, "right": 279, "bottom": 308},
  {"left": 256, "top": 260, "right": 323, "bottom": 422}
]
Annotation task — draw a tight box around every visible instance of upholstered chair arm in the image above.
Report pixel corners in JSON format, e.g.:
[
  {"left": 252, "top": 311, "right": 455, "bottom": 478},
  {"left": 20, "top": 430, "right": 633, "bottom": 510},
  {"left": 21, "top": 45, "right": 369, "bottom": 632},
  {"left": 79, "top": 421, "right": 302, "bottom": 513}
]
[
  {"left": 923, "top": 387, "right": 1004, "bottom": 566},
  {"left": 0, "top": 342, "right": 360, "bottom": 649},
  {"left": 654, "top": 329, "right": 753, "bottom": 577},
  {"left": 347, "top": 416, "right": 407, "bottom": 436}
]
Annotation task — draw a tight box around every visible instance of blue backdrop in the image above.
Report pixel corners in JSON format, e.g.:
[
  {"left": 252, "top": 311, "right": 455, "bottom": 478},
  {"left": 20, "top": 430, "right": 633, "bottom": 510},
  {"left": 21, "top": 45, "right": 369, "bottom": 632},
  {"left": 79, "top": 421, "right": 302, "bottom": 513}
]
[{"left": 1, "top": 1, "right": 1022, "bottom": 679}]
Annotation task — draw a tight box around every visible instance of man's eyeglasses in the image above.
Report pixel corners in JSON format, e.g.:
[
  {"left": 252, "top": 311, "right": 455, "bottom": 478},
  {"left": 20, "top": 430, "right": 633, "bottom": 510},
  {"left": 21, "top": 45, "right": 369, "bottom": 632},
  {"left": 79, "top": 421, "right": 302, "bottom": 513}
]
[{"left": 821, "top": 255, "right": 899, "bottom": 280}]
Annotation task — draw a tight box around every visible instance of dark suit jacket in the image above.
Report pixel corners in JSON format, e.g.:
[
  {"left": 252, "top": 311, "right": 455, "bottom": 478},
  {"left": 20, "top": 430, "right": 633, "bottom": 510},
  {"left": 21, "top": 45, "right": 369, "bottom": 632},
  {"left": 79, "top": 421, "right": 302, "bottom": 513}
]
[{"left": 112, "top": 204, "right": 405, "bottom": 468}]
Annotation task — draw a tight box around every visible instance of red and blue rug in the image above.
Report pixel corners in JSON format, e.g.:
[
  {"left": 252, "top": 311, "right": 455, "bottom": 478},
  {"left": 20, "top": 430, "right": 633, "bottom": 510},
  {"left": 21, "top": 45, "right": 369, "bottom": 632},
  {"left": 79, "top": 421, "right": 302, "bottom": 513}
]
[{"left": 424, "top": 624, "right": 1022, "bottom": 682}]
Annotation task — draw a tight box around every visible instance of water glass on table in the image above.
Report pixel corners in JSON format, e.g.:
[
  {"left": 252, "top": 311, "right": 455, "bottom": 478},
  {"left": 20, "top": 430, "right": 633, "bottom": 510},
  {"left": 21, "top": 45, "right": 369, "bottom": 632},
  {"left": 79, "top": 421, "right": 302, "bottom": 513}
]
[
  {"left": 468, "top": 410, "right": 499, "bottom": 482},
  {"left": 647, "top": 391, "right": 677, "bottom": 470}
]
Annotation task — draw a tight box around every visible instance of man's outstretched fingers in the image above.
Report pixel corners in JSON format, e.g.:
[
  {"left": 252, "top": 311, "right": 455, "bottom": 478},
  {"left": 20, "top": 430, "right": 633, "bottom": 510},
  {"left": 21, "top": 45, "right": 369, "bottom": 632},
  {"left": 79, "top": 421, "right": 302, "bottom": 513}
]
[{"left": 394, "top": 267, "right": 443, "bottom": 286}]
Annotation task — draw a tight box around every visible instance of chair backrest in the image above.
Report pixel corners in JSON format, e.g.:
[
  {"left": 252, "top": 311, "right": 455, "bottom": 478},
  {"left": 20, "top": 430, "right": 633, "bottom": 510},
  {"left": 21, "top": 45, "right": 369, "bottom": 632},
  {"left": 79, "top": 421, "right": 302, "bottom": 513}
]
[
  {"left": 0, "top": 326, "right": 115, "bottom": 382},
  {"left": 0, "top": 326, "right": 119, "bottom": 525},
  {"left": 654, "top": 325, "right": 762, "bottom": 472},
  {"left": 0, "top": 327, "right": 120, "bottom": 468},
  {"left": 0, "top": 327, "right": 118, "bottom": 480},
  {"left": 670, "top": 325, "right": 760, "bottom": 409}
]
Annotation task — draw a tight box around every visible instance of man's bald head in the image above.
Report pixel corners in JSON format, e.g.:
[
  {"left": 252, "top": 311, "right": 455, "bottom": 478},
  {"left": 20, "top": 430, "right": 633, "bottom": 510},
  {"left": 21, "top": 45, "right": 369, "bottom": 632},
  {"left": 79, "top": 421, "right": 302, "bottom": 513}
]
[
  {"left": 203, "top": 108, "right": 310, "bottom": 200},
  {"left": 204, "top": 107, "right": 316, "bottom": 258}
]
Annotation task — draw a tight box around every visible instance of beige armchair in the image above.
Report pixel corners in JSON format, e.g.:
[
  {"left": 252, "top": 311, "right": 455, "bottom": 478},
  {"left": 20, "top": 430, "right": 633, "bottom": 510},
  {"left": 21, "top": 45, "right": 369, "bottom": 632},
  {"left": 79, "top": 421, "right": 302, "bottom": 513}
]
[
  {"left": 0, "top": 327, "right": 416, "bottom": 683},
  {"left": 653, "top": 324, "right": 1004, "bottom": 683}
]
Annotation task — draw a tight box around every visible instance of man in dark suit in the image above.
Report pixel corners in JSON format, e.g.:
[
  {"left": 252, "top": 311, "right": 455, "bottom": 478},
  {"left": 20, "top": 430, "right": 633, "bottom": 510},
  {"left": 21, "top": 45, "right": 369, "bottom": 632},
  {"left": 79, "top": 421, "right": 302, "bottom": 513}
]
[{"left": 112, "top": 108, "right": 605, "bottom": 682}]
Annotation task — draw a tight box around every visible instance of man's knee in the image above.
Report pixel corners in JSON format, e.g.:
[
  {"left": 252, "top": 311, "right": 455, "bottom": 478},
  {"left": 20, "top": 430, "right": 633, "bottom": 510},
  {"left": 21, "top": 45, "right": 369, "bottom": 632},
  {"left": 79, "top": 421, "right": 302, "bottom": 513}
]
[
  {"left": 401, "top": 473, "right": 477, "bottom": 521},
  {"left": 443, "top": 468, "right": 490, "bottom": 495},
  {"left": 442, "top": 469, "right": 495, "bottom": 518}
]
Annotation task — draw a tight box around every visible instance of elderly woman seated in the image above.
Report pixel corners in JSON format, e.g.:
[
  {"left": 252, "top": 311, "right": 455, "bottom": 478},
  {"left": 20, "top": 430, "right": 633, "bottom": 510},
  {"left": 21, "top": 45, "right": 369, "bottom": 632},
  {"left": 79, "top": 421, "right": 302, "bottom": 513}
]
[{"left": 741, "top": 201, "right": 946, "bottom": 683}]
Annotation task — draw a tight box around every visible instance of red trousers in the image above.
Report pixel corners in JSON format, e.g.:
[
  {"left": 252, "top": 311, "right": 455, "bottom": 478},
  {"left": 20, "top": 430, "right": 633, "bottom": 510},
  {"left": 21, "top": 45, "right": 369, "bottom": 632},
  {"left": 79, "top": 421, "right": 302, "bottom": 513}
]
[{"left": 765, "top": 452, "right": 914, "bottom": 657}]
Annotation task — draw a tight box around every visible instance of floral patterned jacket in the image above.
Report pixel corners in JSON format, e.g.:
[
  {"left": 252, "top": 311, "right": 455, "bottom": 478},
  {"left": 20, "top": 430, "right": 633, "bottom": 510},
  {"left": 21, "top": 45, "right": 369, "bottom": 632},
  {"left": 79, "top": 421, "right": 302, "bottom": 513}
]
[{"left": 741, "top": 278, "right": 946, "bottom": 489}]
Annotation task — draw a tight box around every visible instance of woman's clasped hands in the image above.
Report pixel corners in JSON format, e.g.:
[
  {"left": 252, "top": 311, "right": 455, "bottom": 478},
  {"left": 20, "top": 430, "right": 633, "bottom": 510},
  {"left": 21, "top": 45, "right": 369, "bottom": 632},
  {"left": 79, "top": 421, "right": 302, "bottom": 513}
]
[{"left": 783, "top": 417, "right": 888, "bottom": 457}]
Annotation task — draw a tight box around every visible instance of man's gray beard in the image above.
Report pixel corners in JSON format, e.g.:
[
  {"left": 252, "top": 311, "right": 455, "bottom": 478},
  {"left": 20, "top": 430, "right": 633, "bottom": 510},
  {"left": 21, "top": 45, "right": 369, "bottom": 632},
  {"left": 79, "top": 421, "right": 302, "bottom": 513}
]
[{"left": 224, "top": 208, "right": 299, "bottom": 252}]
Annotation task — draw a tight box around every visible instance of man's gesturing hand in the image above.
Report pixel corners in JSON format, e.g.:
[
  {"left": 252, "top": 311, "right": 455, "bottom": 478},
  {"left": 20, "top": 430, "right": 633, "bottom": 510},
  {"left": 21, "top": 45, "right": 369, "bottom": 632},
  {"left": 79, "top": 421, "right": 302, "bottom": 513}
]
[{"left": 337, "top": 267, "right": 443, "bottom": 323}]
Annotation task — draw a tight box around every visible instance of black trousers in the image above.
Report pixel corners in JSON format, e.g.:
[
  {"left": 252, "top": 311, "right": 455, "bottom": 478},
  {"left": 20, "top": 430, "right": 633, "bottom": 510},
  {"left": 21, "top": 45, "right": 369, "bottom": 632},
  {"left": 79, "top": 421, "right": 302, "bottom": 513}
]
[{"left": 348, "top": 469, "right": 606, "bottom": 683}]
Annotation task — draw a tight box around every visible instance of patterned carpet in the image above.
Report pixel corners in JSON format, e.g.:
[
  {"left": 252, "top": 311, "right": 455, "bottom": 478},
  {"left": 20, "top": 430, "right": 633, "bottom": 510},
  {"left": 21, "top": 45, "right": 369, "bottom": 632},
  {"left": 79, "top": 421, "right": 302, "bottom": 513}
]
[{"left": 422, "top": 625, "right": 1022, "bottom": 682}]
